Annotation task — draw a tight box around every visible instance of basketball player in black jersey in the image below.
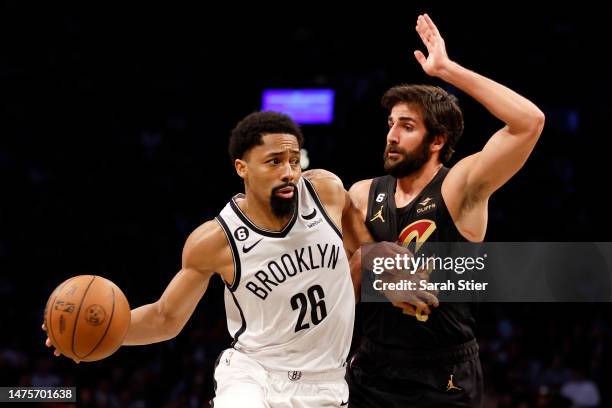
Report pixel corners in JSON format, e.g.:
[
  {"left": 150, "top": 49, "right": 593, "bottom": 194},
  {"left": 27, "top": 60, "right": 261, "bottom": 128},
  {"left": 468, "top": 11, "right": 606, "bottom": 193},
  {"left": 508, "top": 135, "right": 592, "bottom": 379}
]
[{"left": 346, "top": 14, "right": 545, "bottom": 407}]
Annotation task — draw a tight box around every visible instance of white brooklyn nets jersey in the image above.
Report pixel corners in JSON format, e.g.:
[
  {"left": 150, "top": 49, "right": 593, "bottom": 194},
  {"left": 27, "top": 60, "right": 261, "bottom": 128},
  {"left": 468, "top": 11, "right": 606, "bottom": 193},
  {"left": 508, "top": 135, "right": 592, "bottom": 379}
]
[{"left": 215, "top": 176, "right": 355, "bottom": 372}]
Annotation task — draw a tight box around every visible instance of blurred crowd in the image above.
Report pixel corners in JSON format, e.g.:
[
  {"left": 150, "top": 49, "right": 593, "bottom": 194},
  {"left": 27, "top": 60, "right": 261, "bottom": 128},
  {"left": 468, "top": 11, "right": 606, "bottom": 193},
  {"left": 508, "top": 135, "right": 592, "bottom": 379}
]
[{"left": 1, "top": 294, "right": 609, "bottom": 407}]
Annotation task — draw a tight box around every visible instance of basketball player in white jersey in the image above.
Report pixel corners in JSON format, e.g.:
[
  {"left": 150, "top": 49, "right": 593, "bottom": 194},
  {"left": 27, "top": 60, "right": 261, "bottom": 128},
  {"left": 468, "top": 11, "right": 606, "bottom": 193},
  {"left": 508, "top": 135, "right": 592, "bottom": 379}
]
[{"left": 44, "top": 111, "right": 371, "bottom": 407}]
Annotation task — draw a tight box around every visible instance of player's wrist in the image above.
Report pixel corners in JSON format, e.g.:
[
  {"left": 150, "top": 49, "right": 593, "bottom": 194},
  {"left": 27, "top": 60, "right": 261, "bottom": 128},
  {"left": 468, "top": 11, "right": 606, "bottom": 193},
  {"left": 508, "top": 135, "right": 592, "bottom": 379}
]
[{"left": 434, "top": 59, "right": 459, "bottom": 81}]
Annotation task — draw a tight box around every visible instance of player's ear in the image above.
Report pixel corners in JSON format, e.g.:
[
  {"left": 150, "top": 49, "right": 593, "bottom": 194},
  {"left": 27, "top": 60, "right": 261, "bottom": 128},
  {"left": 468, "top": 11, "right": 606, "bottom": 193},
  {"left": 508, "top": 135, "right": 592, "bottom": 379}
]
[
  {"left": 235, "top": 158, "right": 247, "bottom": 179},
  {"left": 430, "top": 133, "right": 446, "bottom": 153}
]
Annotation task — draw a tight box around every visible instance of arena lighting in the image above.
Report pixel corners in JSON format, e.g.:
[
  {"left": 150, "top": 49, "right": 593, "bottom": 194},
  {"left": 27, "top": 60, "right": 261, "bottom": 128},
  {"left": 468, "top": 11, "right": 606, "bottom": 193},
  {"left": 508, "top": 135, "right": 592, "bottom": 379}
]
[{"left": 261, "top": 89, "right": 335, "bottom": 125}]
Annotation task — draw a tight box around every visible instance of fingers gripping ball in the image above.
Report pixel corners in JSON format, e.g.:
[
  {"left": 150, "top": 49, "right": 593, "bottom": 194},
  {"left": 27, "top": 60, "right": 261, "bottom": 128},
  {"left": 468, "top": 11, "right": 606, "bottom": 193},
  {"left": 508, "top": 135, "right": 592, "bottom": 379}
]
[{"left": 44, "top": 275, "right": 131, "bottom": 362}]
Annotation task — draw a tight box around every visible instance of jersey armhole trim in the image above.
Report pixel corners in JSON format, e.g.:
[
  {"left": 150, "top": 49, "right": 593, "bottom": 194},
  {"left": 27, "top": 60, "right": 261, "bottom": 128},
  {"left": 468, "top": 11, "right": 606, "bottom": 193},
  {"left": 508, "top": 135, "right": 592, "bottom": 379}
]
[
  {"left": 228, "top": 290, "right": 247, "bottom": 347},
  {"left": 303, "top": 177, "right": 343, "bottom": 239},
  {"left": 215, "top": 216, "right": 241, "bottom": 292}
]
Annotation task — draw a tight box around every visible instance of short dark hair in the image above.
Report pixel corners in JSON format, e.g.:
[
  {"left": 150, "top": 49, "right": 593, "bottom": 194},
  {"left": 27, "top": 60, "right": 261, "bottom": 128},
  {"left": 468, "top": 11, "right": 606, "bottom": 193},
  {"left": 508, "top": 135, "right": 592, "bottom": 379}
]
[
  {"left": 228, "top": 111, "right": 304, "bottom": 161},
  {"left": 382, "top": 84, "right": 464, "bottom": 164}
]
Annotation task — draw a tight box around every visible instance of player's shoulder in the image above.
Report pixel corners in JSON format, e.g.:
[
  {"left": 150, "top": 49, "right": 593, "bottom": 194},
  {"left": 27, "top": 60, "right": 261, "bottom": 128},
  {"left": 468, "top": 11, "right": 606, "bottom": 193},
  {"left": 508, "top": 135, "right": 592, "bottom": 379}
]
[
  {"left": 302, "top": 169, "right": 348, "bottom": 217},
  {"left": 182, "top": 220, "right": 228, "bottom": 269},
  {"left": 348, "top": 178, "right": 373, "bottom": 195},
  {"left": 303, "top": 168, "right": 344, "bottom": 190},
  {"left": 348, "top": 178, "right": 373, "bottom": 209},
  {"left": 184, "top": 220, "right": 227, "bottom": 252},
  {"left": 302, "top": 169, "right": 345, "bottom": 203}
]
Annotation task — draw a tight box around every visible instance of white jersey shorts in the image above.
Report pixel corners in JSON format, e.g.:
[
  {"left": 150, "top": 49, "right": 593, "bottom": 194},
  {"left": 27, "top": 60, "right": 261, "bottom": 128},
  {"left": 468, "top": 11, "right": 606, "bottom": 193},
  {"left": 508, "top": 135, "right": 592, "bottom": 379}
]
[{"left": 212, "top": 348, "right": 349, "bottom": 408}]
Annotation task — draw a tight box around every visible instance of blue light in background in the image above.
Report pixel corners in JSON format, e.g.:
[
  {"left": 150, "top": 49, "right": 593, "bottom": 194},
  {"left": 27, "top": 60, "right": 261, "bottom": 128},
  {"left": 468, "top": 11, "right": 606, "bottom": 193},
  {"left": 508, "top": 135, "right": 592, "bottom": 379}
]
[
  {"left": 262, "top": 89, "right": 335, "bottom": 125},
  {"left": 542, "top": 107, "right": 581, "bottom": 134},
  {"left": 566, "top": 110, "right": 579, "bottom": 133}
]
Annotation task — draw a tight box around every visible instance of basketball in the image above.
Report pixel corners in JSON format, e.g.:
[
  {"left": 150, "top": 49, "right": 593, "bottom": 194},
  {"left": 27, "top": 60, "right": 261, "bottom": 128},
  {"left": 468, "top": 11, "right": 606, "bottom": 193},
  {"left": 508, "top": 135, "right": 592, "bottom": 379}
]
[{"left": 43, "top": 275, "right": 131, "bottom": 362}]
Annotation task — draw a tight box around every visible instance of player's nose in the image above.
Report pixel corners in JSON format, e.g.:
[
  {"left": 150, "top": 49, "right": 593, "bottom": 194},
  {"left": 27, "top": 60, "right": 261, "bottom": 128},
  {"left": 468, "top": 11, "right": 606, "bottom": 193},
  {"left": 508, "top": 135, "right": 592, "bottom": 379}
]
[
  {"left": 387, "top": 125, "right": 401, "bottom": 144},
  {"left": 280, "top": 161, "right": 296, "bottom": 182}
]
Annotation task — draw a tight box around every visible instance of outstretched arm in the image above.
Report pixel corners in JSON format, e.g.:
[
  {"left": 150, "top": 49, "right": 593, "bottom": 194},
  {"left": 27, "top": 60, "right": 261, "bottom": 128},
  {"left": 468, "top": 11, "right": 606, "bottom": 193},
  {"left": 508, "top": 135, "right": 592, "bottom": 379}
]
[
  {"left": 415, "top": 14, "right": 545, "bottom": 200},
  {"left": 123, "top": 269, "right": 212, "bottom": 345},
  {"left": 44, "top": 220, "right": 230, "bottom": 359},
  {"left": 123, "top": 220, "right": 228, "bottom": 345}
]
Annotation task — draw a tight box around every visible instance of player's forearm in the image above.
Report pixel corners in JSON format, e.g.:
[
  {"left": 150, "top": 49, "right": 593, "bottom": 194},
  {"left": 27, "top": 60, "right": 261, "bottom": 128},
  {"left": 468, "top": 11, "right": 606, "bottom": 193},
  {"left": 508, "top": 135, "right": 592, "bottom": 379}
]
[
  {"left": 122, "top": 268, "right": 211, "bottom": 346},
  {"left": 437, "top": 61, "right": 544, "bottom": 135},
  {"left": 123, "top": 302, "right": 177, "bottom": 345}
]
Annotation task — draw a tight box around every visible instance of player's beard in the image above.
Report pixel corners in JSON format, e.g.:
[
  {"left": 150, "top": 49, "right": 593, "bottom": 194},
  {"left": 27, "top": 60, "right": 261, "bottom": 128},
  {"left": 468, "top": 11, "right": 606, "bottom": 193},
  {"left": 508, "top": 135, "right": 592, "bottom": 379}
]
[
  {"left": 383, "top": 139, "right": 431, "bottom": 178},
  {"left": 270, "top": 182, "right": 297, "bottom": 219}
]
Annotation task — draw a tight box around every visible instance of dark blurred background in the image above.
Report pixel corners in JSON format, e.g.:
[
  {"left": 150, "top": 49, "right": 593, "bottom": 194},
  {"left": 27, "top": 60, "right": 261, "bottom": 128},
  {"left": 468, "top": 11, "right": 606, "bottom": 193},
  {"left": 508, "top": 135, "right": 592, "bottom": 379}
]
[{"left": 1, "top": 2, "right": 611, "bottom": 407}]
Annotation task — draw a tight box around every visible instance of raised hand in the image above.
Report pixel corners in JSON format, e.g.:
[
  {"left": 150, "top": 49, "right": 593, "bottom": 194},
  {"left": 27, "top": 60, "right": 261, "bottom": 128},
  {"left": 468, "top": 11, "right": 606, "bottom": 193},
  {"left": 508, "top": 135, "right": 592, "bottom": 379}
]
[{"left": 414, "top": 14, "right": 451, "bottom": 77}]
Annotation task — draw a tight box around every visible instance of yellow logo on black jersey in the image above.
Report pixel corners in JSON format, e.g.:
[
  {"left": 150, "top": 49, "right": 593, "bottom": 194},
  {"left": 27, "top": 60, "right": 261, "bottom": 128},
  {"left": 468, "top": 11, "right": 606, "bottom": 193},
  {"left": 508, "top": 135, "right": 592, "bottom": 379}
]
[{"left": 370, "top": 205, "right": 385, "bottom": 223}]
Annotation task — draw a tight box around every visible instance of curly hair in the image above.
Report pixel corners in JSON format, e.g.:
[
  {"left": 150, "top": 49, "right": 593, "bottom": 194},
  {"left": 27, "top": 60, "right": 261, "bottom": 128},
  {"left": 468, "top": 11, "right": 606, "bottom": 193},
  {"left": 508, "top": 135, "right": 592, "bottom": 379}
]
[
  {"left": 382, "top": 84, "right": 464, "bottom": 164},
  {"left": 228, "top": 111, "right": 304, "bottom": 161}
]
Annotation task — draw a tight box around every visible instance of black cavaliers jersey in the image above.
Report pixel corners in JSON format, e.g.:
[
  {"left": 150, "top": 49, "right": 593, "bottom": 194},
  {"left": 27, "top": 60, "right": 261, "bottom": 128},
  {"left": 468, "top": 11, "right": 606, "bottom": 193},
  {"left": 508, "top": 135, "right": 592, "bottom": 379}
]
[{"left": 362, "top": 167, "right": 477, "bottom": 351}]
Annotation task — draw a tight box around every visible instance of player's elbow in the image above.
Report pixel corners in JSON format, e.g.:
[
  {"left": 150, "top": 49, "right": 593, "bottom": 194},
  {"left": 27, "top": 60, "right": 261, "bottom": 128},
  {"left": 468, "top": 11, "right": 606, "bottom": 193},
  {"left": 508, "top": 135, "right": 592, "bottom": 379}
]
[
  {"left": 510, "top": 109, "right": 545, "bottom": 141},
  {"left": 527, "top": 109, "right": 545, "bottom": 139}
]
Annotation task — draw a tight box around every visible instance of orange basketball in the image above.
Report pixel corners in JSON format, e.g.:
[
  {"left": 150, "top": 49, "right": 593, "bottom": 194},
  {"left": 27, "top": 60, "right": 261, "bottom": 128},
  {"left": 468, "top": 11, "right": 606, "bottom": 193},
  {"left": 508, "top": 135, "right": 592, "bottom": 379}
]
[{"left": 44, "top": 275, "right": 131, "bottom": 362}]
